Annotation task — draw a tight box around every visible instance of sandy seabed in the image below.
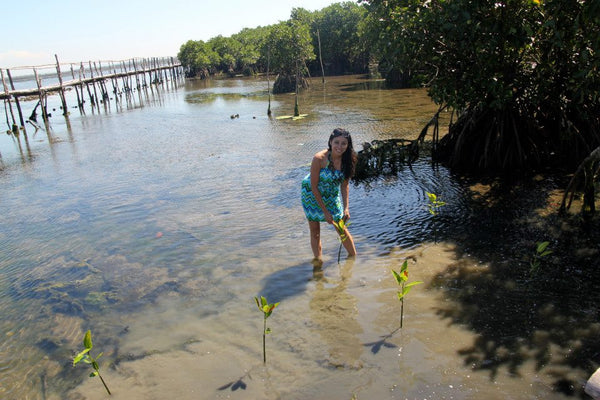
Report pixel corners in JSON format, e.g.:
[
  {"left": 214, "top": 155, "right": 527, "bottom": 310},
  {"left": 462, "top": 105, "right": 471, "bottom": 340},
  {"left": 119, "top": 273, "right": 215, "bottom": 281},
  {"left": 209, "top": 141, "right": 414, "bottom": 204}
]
[{"left": 63, "top": 240, "right": 575, "bottom": 400}]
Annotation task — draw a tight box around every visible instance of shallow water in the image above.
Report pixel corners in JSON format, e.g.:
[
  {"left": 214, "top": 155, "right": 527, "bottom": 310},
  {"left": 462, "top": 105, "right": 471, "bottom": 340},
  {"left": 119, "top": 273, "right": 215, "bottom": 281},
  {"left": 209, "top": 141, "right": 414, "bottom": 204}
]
[{"left": 0, "top": 75, "right": 589, "bottom": 399}]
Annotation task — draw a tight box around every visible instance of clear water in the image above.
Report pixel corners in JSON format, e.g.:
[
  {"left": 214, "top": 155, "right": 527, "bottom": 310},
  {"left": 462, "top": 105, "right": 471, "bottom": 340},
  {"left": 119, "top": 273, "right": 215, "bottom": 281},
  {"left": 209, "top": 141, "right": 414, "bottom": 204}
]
[{"left": 0, "top": 76, "right": 585, "bottom": 399}]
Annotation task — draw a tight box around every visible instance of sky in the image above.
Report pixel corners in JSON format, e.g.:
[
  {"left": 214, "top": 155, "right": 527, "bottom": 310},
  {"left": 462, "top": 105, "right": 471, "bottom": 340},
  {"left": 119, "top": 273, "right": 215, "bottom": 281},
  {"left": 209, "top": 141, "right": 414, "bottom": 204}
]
[{"left": 1, "top": 0, "right": 343, "bottom": 69}]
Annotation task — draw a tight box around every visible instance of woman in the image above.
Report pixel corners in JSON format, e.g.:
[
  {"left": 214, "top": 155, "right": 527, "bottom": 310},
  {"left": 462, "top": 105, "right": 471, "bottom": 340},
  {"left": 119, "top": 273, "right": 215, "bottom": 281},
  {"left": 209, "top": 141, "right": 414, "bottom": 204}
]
[{"left": 301, "top": 128, "right": 358, "bottom": 264}]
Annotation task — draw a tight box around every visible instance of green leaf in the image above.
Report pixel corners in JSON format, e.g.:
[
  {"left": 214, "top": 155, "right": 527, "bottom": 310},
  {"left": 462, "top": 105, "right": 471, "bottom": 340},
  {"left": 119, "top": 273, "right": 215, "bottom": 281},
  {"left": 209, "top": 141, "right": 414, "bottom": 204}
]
[
  {"left": 92, "top": 360, "right": 99, "bottom": 370},
  {"left": 266, "top": 327, "right": 272, "bottom": 334},
  {"left": 73, "top": 349, "right": 90, "bottom": 366},
  {"left": 536, "top": 241, "right": 550, "bottom": 253},
  {"left": 392, "top": 270, "right": 402, "bottom": 284},
  {"left": 90, "top": 371, "right": 98, "bottom": 378},
  {"left": 405, "top": 281, "right": 424, "bottom": 288},
  {"left": 400, "top": 259, "right": 408, "bottom": 272},
  {"left": 254, "top": 296, "right": 260, "bottom": 309},
  {"left": 83, "top": 330, "right": 93, "bottom": 349},
  {"left": 261, "top": 296, "right": 268, "bottom": 307}
]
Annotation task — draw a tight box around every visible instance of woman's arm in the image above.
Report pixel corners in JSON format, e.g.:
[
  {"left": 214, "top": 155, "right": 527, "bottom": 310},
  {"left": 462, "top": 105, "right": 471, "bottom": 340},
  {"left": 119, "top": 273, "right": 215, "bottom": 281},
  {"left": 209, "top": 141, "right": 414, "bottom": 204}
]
[
  {"left": 341, "top": 178, "right": 350, "bottom": 220},
  {"left": 310, "top": 153, "right": 333, "bottom": 223}
]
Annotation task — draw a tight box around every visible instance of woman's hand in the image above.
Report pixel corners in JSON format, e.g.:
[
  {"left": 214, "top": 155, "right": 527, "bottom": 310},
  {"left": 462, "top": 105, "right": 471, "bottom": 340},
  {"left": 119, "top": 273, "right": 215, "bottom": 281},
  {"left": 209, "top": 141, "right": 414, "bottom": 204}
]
[{"left": 343, "top": 208, "right": 350, "bottom": 221}]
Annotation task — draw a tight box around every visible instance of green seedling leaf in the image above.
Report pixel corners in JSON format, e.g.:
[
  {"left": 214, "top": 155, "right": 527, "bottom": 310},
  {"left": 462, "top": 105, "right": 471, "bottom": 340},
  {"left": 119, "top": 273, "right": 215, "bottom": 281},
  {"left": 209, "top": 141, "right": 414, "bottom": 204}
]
[
  {"left": 392, "top": 270, "right": 403, "bottom": 284},
  {"left": 83, "top": 330, "right": 93, "bottom": 349},
  {"left": 536, "top": 241, "right": 549, "bottom": 253},
  {"left": 73, "top": 349, "right": 91, "bottom": 366}
]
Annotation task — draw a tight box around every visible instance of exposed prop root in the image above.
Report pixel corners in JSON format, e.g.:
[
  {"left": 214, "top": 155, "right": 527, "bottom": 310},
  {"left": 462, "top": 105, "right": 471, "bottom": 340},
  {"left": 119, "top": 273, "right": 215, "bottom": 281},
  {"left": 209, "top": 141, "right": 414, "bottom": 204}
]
[{"left": 560, "top": 146, "right": 600, "bottom": 218}]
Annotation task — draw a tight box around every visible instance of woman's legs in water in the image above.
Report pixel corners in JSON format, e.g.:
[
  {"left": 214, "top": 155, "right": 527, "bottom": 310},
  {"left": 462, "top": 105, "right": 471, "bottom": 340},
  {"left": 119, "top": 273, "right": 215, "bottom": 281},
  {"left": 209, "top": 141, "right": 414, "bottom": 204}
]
[
  {"left": 309, "top": 220, "right": 357, "bottom": 261},
  {"left": 309, "top": 221, "right": 322, "bottom": 263}
]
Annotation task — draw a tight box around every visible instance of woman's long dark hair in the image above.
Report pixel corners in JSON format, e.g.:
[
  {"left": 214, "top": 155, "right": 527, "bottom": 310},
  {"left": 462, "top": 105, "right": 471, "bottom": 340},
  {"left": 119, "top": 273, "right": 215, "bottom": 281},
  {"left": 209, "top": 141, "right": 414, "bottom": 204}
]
[{"left": 328, "top": 128, "right": 357, "bottom": 180}]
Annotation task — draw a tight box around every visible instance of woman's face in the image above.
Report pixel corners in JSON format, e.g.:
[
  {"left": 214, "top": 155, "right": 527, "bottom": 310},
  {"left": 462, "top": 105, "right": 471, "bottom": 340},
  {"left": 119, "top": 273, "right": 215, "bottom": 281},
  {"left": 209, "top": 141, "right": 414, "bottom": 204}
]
[{"left": 330, "top": 136, "right": 349, "bottom": 157}]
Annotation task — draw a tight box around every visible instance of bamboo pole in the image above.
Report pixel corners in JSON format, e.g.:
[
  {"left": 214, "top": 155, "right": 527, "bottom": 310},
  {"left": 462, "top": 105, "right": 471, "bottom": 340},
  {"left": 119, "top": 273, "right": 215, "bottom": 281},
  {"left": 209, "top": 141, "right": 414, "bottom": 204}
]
[
  {"left": 267, "top": 48, "right": 271, "bottom": 116},
  {"left": 317, "top": 29, "right": 325, "bottom": 84}
]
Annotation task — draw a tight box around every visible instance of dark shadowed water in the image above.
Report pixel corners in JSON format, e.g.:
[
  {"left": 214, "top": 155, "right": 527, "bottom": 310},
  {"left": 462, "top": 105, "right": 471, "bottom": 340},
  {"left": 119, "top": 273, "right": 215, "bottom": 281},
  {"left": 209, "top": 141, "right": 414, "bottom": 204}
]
[{"left": 0, "top": 75, "right": 592, "bottom": 399}]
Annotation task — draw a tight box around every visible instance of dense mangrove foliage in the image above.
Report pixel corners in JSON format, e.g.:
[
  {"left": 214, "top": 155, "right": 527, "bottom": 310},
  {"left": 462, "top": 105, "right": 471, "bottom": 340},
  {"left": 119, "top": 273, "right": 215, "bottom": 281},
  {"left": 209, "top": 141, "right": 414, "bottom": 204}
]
[
  {"left": 364, "top": 0, "right": 600, "bottom": 174},
  {"left": 178, "top": 0, "right": 599, "bottom": 178}
]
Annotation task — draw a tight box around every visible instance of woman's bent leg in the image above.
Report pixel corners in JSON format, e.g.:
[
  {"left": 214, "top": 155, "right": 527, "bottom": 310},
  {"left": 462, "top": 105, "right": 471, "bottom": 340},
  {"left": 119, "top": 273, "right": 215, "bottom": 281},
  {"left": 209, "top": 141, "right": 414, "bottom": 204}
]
[{"left": 341, "top": 228, "right": 357, "bottom": 257}]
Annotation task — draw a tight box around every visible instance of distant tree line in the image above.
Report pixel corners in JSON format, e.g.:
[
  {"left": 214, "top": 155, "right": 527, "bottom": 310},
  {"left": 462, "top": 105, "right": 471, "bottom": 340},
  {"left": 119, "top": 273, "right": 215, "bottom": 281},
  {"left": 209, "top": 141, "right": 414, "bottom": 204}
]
[
  {"left": 179, "top": 0, "right": 599, "bottom": 177},
  {"left": 178, "top": 2, "right": 369, "bottom": 92}
]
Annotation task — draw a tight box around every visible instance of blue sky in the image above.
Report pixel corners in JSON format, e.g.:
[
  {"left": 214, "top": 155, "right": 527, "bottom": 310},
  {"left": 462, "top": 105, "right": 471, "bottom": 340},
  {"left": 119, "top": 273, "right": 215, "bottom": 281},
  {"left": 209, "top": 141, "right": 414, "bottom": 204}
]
[{"left": 1, "top": 0, "right": 342, "bottom": 69}]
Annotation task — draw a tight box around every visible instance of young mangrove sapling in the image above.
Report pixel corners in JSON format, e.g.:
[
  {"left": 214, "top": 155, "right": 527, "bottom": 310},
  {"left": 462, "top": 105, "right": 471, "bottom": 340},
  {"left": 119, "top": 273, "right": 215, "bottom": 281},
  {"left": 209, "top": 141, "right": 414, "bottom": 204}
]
[
  {"left": 392, "top": 260, "right": 423, "bottom": 328},
  {"left": 254, "top": 296, "right": 279, "bottom": 364},
  {"left": 72, "top": 329, "right": 112, "bottom": 395}
]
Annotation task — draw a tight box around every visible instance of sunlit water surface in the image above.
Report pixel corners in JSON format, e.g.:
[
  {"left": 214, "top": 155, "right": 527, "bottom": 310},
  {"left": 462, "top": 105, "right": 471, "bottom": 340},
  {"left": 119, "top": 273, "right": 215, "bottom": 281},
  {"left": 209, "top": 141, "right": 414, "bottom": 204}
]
[{"left": 0, "top": 76, "right": 581, "bottom": 399}]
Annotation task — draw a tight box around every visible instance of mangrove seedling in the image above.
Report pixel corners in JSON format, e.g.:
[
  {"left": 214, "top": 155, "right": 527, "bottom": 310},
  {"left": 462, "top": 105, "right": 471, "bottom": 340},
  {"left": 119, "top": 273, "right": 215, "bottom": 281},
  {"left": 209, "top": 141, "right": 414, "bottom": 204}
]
[
  {"left": 254, "top": 296, "right": 279, "bottom": 364},
  {"left": 426, "top": 192, "right": 446, "bottom": 242},
  {"left": 73, "top": 329, "right": 111, "bottom": 395},
  {"left": 530, "top": 241, "right": 552, "bottom": 274},
  {"left": 332, "top": 218, "right": 350, "bottom": 264},
  {"left": 426, "top": 192, "right": 446, "bottom": 216},
  {"left": 392, "top": 260, "right": 423, "bottom": 328}
]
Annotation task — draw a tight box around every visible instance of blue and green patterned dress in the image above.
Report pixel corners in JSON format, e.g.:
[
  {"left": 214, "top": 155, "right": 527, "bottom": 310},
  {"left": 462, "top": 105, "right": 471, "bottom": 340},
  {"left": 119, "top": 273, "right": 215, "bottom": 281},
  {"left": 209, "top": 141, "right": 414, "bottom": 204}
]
[{"left": 301, "top": 165, "right": 345, "bottom": 222}]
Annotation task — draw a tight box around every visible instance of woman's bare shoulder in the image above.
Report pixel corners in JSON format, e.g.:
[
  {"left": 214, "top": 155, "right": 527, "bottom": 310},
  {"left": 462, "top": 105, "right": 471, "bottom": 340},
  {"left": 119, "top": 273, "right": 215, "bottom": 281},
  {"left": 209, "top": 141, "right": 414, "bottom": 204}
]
[{"left": 312, "top": 150, "right": 329, "bottom": 167}]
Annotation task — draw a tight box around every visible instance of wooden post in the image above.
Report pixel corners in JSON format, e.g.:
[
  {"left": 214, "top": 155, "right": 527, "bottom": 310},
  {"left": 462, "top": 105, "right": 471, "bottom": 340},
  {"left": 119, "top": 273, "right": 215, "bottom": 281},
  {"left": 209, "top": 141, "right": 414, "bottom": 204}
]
[
  {"left": 95, "top": 61, "right": 108, "bottom": 102},
  {"left": 110, "top": 62, "right": 120, "bottom": 99},
  {"left": 1, "top": 69, "right": 17, "bottom": 127},
  {"left": 80, "top": 63, "right": 93, "bottom": 109},
  {"left": 54, "top": 54, "right": 69, "bottom": 114},
  {"left": 6, "top": 69, "right": 25, "bottom": 127},
  {"left": 140, "top": 58, "right": 147, "bottom": 87},
  {"left": 132, "top": 59, "right": 140, "bottom": 90},
  {"left": 33, "top": 68, "right": 49, "bottom": 121},
  {"left": 69, "top": 65, "right": 83, "bottom": 109},
  {"left": 120, "top": 60, "right": 129, "bottom": 95},
  {"left": 88, "top": 61, "right": 100, "bottom": 109}
]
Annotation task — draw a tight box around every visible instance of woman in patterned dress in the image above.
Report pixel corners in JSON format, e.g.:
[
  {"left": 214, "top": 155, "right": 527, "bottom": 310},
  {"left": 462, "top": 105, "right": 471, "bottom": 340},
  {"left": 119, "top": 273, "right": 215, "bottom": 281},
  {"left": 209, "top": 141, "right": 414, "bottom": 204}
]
[{"left": 301, "top": 128, "right": 357, "bottom": 264}]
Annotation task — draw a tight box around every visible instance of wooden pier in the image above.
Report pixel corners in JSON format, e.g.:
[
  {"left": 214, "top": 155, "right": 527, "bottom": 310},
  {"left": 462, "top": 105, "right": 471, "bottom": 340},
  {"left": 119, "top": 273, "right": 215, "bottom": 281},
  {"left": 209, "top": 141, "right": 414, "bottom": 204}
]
[{"left": 1, "top": 55, "right": 183, "bottom": 131}]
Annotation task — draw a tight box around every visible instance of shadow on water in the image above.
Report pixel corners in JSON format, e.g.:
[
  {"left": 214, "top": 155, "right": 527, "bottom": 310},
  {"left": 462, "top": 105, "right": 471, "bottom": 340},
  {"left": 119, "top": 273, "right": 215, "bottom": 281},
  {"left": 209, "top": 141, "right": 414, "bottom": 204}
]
[
  {"left": 257, "top": 262, "right": 315, "bottom": 304},
  {"left": 422, "top": 174, "right": 599, "bottom": 397},
  {"left": 352, "top": 136, "right": 599, "bottom": 395}
]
